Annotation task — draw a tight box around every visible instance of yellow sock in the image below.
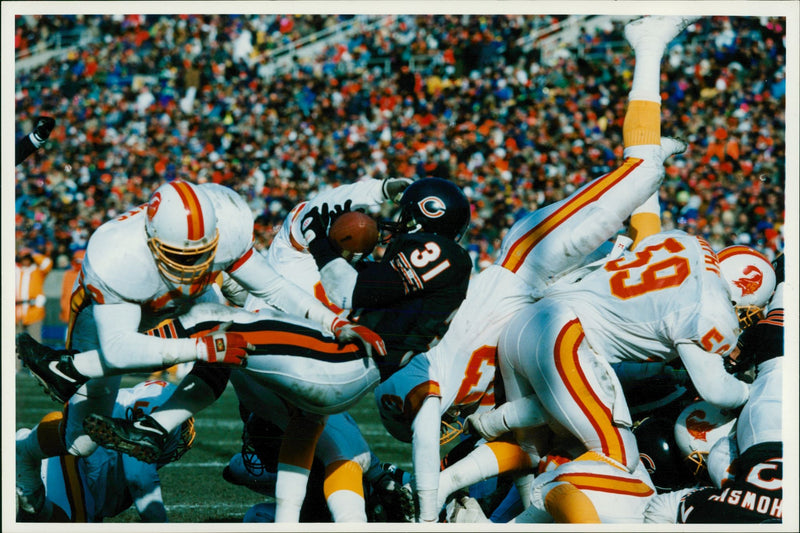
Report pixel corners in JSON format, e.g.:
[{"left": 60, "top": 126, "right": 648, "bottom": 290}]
[
  {"left": 486, "top": 438, "right": 533, "bottom": 474},
  {"left": 623, "top": 100, "right": 661, "bottom": 147}
]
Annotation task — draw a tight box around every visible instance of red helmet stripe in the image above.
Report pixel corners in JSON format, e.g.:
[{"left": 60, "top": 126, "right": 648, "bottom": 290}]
[
  {"left": 170, "top": 181, "right": 205, "bottom": 240},
  {"left": 717, "top": 245, "right": 769, "bottom": 263}
]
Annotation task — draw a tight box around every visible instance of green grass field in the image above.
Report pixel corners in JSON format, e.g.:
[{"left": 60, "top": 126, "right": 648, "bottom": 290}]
[{"left": 15, "top": 370, "right": 412, "bottom": 523}]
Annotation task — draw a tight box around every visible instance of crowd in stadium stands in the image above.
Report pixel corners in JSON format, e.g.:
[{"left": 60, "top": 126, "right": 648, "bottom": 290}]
[{"left": 15, "top": 14, "right": 785, "bottom": 276}]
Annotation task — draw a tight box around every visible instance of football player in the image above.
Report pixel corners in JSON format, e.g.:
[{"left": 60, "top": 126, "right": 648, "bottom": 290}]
[
  {"left": 16, "top": 379, "right": 195, "bottom": 521},
  {"left": 373, "top": 15, "right": 697, "bottom": 521},
  {"left": 240, "top": 176, "right": 472, "bottom": 521},
  {"left": 644, "top": 253, "right": 784, "bottom": 524},
  {"left": 15, "top": 179, "right": 384, "bottom": 513},
  {"left": 74, "top": 177, "right": 472, "bottom": 522}
]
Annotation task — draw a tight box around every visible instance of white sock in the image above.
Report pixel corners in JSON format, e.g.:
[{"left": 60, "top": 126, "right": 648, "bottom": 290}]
[
  {"left": 438, "top": 445, "right": 499, "bottom": 508},
  {"left": 274, "top": 465, "right": 310, "bottom": 522},
  {"left": 629, "top": 48, "right": 664, "bottom": 103},
  {"left": 327, "top": 490, "right": 367, "bottom": 522},
  {"left": 72, "top": 349, "right": 105, "bottom": 378},
  {"left": 18, "top": 427, "right": 48, "bottom": 462}
]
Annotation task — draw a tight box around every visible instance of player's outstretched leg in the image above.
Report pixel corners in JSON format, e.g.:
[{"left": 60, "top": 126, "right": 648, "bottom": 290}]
[
  {"left": 624, "top": 15, "right": 699, "bottom": 57},
  {"left": 623, "top": 16, "right": 697, "bottom": 246}
]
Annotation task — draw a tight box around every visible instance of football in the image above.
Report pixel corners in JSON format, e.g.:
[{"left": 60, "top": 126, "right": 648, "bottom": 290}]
[{"left": 328, "top": 211, "right": 379, "bottom": 255}]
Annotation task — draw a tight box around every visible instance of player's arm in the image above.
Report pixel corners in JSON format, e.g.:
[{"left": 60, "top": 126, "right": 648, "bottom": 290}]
[
  {"left": 677, "top": 342, "right": 749, "bottom": 409},
  {"left": 412, "top": 395, "right": 443, "bottom": 522},
  {"left": 122, "top": 454, "right": 168, "bottom": 522},
  {"left": 230, "top": 248, "right": 386, "bottom": 357},
  {"left": 16, "top": 116, "right": 55, "bottom": 165},
  {"left": 93, "top": 302, "right": 207, "bottom": 371},
  {"left": 228, "top": 246, "right": 342, "bottom": 330}
]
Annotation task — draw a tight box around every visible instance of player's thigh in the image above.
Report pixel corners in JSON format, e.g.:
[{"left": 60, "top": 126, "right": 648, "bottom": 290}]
[{"left": 244, "top": 354, "right": 380, "bottom": 415}]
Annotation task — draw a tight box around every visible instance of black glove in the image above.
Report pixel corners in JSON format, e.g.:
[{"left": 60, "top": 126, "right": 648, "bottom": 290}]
[
  {"left": 31, "top": 116, "right": 56, "bottom": 144},
  {"left": 301, "top": 206, "right": 328, "bottom": 244},
  {"left": 328, "top": 199, "right": 353, "bottom": 224}
]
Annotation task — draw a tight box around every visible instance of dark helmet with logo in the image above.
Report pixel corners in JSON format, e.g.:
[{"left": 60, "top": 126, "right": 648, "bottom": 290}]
[
  {"left": 634, "top": 416, "right": 695, "bottom": 493},
  {"left": 380, "top": 178, "right": 470, "bottom": 241}
]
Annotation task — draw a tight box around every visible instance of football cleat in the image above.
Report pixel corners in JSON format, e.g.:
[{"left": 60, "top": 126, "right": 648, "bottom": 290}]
[
  {"left": 16, "top": 429, "right": 45, "bottom": 515},
  {"left": 16, "top": 333, "right": 85, "bottom": 403},
  {"left": 660, "top": 137, "right": 688, "bottom": 162},
  {"left": 624, "top": 15, "right": 700, "bottom": 53},
  {"left": 83, "top": 413, "right": 168, "bottom": 464},
  {"left": 222, "top": 453, "right": 277, "bottom": 495},
  {"left": 370, "top": 463, "right": 415, "bottom": 522}
]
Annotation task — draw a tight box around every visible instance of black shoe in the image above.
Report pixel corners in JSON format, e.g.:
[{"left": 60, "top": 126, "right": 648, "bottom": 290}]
[
  {"left": 16, "top": 333, "right": 85, "bottom": 403},
  {"left": 370, "top": 462, "right": 415, "bottom": 522},
  {"left": 83, "top": 413, "right": 168, "bottom": 463}
]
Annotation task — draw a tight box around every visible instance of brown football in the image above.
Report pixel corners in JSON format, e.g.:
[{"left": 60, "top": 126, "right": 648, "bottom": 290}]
[{"left": 328, "top": 211, "right": 379, "bottom": 254}]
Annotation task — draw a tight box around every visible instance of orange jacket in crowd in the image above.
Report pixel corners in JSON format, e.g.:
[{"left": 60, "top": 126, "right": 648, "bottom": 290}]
[{"left": 15, "top": 249, "right": 53, "bottom": 326}]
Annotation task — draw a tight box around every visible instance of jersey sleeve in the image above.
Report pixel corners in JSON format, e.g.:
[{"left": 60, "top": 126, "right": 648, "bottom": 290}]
[
  {"left": 289, "top": 180, "right": 386, "bottom": 249},
  {"left": 675, "top": 279, "right": 740, "bottom": 357}
]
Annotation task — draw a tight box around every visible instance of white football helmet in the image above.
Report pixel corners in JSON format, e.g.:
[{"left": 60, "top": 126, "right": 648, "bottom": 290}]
[
  {"left": 717, "top": 245, "right": 776, "bottom": 328},
  {"left": 145, "top": 180, "right": 219, "bottom": 287},
  {"left": 674, "top": 400, "right": 737, "bottom": 481},
  {"left": 706, "top": 434, "right": 738, "bottom": 488}
]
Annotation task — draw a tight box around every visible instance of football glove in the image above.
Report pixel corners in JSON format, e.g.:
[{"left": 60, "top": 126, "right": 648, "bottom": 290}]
[
  {"left": 327, "top": 199, "right": 353, "bottom": 223},
  {"left": 196, "top": 331, "right": 252, "bottom": 365},
  {"left": 301, "top": 206, "right": 328, "bottom": 244},
  {"left": 331, "top": 317, "right": 387, "bottom": 358},
  {"left": 31, "top": 116, "right": 55, "bottom": 144},
  {"left": 301, "top": 200, "right": 354, "bottom": 244}
]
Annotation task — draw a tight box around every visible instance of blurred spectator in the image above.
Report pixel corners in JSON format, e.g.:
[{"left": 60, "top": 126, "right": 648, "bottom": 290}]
[
  {"left": 59, "top": 249, "right": 86, "bottom": 325},
  {"left": 14, "top": 14, "right": 785, "bottom": 274},
  {"left": 15, "top": 248, "right": 53, "bottom": 342}
]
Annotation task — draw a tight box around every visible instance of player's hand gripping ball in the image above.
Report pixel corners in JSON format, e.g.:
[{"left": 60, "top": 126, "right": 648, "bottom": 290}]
[{"left": 328, "top": 211, "right": 379, "bottom": 260}]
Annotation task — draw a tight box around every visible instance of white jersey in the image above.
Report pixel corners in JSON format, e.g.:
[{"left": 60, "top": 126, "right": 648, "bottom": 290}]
[
  {"left": 247, "top": 179, "right": 386, "bottom": 313},
  {"left": 377, "top": 155, "right": 667, "bottom": 433},
  {"left": 544, "top": 231, "right": 740, "bottom": 363},
  {"left": 71, "top": 182, "right": 339, "bottom": 367},
  {"left": 42, "top": 380, "right": 180, "bottom": 521},
  {"left": 80, "top": 183, "right": 251, "bottom": 323}
]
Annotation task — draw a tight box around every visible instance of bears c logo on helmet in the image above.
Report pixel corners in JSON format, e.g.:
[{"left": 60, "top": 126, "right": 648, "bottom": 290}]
[
  {"left": 733, "top": 265, "right": 764, "bottom": 296},
  {"left": 418, "top": 196, "right": 446, "bottom": 218}
]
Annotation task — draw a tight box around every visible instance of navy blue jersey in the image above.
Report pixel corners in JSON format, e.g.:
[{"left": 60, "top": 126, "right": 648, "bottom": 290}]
[
  {"left": 352, "top": 232, "right": 472, "bottom": 378},
  {"left": 678, "top": 442, "right": 783, "bottom": 524}
]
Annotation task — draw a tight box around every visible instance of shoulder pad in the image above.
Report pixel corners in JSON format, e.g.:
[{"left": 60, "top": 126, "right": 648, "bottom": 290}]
[
  {"left": 84, "top": 212, "right": 163, "bottom": 303},
  {"left": 201, "top": 183, "right": 254, "bottom": 267}
]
